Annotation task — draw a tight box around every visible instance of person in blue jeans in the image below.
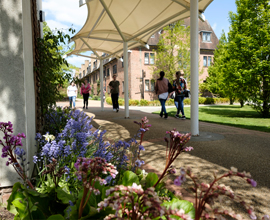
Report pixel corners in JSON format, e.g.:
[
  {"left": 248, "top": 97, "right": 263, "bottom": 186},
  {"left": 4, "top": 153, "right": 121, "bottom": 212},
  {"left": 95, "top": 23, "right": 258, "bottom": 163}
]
[
  {"left": 172, "top": 71, "right": 186, "bottom": 119},
  {"left": 67, "top": 81, "right": 78, "bottom": 108},
  {"left": 155, "top": 71, "right": 169, "bottom": 119}
]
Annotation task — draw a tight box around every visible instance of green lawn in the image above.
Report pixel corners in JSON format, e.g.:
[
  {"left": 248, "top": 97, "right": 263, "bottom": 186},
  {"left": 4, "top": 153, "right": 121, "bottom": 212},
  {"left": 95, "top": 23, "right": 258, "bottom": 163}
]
[{"left": 156, "top": 105, "right": 270, "bottom": 133}]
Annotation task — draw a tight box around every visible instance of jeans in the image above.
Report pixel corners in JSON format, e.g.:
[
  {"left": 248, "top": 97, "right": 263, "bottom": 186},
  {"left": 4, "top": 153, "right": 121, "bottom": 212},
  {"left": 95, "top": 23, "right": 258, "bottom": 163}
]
[
  {"left": 111, "top": 93, "right": 119, "bottom": 109},
  {"left": 69, "top": 96, "right": 76, "bottom": 107},
  {"left": 176, "top": 95, "right": 184, "bottom": 115},
  {"left": 83, "top": 93, "right": 89, "bottom": 107},
  {"left": 174, "top": 100, "right": 178, "bottom": 109},
  {"left": 159, "top": 99, "right": 167, "bottom": 114}
]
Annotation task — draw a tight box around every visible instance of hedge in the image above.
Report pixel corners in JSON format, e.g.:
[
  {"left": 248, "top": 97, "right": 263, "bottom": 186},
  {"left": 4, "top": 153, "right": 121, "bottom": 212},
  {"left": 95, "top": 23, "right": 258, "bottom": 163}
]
[{"left": 105, "top": 97, "right": 230, "bottom": 106}]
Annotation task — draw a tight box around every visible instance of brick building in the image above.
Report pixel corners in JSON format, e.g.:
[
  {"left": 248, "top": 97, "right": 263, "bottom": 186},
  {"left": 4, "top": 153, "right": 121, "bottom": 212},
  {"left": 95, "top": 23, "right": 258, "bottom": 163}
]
[{"left": 75, "top": 18, "right": 218, "bottom": 101}]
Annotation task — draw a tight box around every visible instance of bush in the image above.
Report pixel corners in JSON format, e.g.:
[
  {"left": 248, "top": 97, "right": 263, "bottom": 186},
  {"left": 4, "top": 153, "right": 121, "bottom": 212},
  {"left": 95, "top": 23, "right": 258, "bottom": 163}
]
[
  {"left": 92, "top": 95, "right": 99, "bottom": 100},
  {"left": 204, "top": 97, "right": 215, "bottom": 104},
  {"left": 129, "top": 99, "right": 140, "bottom": 106},
  {"left": 139, "top": 99, "right": 149, "bottom": 106},
  {"left": 118, "top": 99, "right": 125, "bottom": 106},
  {"left": 106, "top": 97, "right": 112, "bottom": 104},
  {"left": 184, "top": 98, "right": 190, "bottom": 105}
]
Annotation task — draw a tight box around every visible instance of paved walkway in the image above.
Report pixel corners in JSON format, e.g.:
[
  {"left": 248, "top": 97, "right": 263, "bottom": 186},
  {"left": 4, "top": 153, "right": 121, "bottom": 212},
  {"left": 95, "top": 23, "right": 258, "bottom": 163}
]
[{"left": 57, "top": 99, "right": 270, "bottom": 218}]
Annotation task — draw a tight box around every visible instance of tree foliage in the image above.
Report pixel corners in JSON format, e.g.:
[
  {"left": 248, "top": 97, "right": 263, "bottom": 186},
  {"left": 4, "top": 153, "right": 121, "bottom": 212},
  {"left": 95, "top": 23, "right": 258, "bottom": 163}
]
[
  {"left": 36, "top": 22, "right": 76, "bottom": 116},
  {"left": 207, "top": 0, "right": 270, "bottom": 116},
  {"left": 151, "top": 20, "right": 190, "bottom": 83}
]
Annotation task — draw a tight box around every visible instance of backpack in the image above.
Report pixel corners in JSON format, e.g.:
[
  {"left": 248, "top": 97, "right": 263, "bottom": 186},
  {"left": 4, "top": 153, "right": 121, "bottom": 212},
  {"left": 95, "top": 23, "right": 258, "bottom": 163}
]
[{"left": 168, "top": 80, "right": 173, "bottom": 93}]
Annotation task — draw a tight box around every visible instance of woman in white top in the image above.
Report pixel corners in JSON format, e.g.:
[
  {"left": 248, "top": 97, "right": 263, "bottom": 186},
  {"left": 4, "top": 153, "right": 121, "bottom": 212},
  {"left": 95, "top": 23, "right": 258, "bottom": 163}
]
[{"left": 67, "top": 82, "right": 78, "bottom": 108}]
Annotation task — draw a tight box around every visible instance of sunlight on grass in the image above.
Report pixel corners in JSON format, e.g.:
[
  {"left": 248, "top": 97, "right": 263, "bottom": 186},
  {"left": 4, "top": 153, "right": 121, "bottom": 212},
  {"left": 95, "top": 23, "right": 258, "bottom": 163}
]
[{"left": 154, "top": 105, "right": 270, "bottom": 132}]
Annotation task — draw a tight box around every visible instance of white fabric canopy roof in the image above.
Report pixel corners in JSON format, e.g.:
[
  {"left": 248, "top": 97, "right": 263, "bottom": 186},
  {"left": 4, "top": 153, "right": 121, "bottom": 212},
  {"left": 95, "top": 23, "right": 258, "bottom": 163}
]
[{"left": 68, "top": 0, "right": 213, "bottom": 59}]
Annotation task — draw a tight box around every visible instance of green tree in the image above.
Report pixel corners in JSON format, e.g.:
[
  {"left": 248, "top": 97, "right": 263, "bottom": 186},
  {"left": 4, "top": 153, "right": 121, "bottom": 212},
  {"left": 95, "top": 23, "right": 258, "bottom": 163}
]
[
  {"left": 151, "top": 20, "right": 190, "bottom": 83},
  {"left": 227, "top": 0, "right": 270, "bottom": 117},
  {"left": 36, "top": 22, "right": 76, "bottom": 119}
]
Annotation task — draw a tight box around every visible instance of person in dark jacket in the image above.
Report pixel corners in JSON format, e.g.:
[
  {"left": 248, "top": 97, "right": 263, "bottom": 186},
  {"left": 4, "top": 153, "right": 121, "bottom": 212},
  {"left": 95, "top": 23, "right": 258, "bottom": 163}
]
[{"left": 172, "top": 71, "right": 186, "bottom": 119}]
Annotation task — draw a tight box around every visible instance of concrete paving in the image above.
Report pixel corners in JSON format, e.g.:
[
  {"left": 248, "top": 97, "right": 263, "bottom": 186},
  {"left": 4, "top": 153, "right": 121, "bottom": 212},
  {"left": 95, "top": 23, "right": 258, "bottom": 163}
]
[{"left": 57, "top": 99, "right": 270, "bottom": 218}]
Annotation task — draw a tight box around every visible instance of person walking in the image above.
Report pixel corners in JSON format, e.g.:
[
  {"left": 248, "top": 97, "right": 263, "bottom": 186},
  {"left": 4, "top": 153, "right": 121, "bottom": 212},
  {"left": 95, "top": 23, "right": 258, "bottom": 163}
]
[
  {"left": 81, "top": 79, "right": 91, "bottom": 109},
  {"left": 155, "top": 71, "right": 169, "bottom": 119},
  {"left": 109, "top": 74, "right": 120, "bottom": 112},
  {"left": 172, "top": 71, "right": 186, "bottom": 119},
  {"left": 67, "top": 81, "right": 78, "bottom": 108}
]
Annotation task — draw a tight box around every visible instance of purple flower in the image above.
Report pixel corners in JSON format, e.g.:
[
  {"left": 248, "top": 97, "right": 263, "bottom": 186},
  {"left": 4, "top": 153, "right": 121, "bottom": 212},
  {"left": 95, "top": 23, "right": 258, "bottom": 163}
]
[
  {"left": 138, "top": 145, "right": 145, "bottom": 151},
  {"left": 247, "top": 178, "right": 257, "bottom": 187}
]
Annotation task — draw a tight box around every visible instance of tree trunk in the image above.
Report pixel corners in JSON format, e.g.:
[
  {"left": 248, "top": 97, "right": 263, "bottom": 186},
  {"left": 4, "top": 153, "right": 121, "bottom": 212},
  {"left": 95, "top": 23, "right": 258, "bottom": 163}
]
[
  {"left": 229, "top": 97, "right": 234, "bottom": 105},
  {"left": 262, "top": 76, "right": 270, "bottom": 118},
  {"left": 240, "top": 99, "right": 244, "bottom": 108}
]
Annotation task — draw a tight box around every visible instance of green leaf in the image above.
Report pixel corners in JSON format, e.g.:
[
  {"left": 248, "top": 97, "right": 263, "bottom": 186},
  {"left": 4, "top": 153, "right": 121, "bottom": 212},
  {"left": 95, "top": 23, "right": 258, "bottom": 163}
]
[
  {"left": 145, "top": 172, "right": 159, "bottom": 188},
  {"left": 56, "top": 188, "right": 75, "bottom": 204},
  {"left": 162, "top": 198, "right": 195, "bottom": 220},
  {"left": 121, "top": 171, "right": 140, "bottom": 186},
  {"left": 47, "top": 214, "right": 66, "bottom": 220}
]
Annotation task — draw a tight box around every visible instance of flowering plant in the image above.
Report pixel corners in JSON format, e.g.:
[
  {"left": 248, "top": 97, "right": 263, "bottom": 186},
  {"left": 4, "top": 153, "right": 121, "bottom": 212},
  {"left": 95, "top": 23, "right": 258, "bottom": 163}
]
[
  {"left": 0, "top": 121, "right": 34, "bottom": 189},
  {"left": 154, "top": 130, "right": 193, "bottom": 187},
  {"left": 174, "top": 167, "right": 260, "bottom": 220}
]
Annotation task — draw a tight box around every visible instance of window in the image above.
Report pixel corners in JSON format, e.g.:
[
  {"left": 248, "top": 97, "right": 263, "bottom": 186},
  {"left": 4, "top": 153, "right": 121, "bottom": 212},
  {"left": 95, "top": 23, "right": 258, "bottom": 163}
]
[
  {"left": 208, "top": 56, "right": 212, "bottom": 66},
  {"left": 145, "top": 79, "right": 150, "bottom": 91},
  {"left": 145, "top": 53, "right": 155, "bottom": 64},
  {"left": 151, "top": 80, "right": 155, "bottom": 91},
  {"left": 202, "top": 32, "right": 211, "bottom": 42},
  {"left": 93, "top": 61, "right": 96, "bottom": 69},
  {"left": 113, "top": 64, "right": 117, "bottom": 74},
  {"left": 83, "top": 70, "right": 85, "bottom": 77},
  {"left": 144, "top": 53, "right": 149, "bottom": 64},
  {"left": 203, "top": 56, "right": 207, "bottom": 67},
  {"left": 122, "top": 81, "right": 124, "bottom": 92},
  {"left": 79, "top": 73, "right": 82, "bottom": 79},
  {"left": 103, "top": 69, "right": 106, "bottom": 78},
  {"left": 107, "top": 68, "right": 110, "bottom": 77},
  {"left": 150, "top": 53, "right": 155, "bottom": 64}
]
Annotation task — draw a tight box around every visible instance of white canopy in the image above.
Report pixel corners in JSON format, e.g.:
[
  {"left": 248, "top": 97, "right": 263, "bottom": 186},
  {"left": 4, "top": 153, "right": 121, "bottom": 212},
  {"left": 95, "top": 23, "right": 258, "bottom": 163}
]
[
  {"left": 69, "top": 0, "right": 213, "bottom": 59},
  {"left": 69, "top": 0, "right": 214, "bottom": 136}
]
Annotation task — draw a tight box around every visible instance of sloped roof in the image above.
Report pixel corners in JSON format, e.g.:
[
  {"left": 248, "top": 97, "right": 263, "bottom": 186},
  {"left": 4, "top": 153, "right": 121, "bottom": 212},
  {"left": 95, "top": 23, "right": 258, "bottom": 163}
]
[
  {"left": 68, "top": 0, "right": 214, "bottom": 59},
  {"left": 184, "top": 17, "right": 219, "bottom": 50}
]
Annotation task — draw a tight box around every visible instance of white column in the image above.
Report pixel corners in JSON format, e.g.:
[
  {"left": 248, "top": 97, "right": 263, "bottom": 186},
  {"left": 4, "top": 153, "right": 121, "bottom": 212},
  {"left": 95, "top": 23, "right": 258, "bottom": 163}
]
[
  {"left": 190, "top": 0, "right": 199, "bottom": 136},
  {"left": 100, "top": 60, "right": 104, "bottom": 110},
  {"left": 123, "top": 41, "right": 129, "bottom": 118}
]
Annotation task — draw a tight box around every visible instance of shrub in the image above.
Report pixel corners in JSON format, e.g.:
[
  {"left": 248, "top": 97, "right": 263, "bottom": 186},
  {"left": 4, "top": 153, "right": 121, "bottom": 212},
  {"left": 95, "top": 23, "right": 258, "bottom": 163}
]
[
  {"left": 92, "top": 95, "right": 99, "bottom": 100},
  {"left": 139, "top": 99, "right": 149, "bottom": 106},
  {"left": 118, "top": 99, "right": 125, "bottom": 106},
  {"left": 198, "top": 97, "right": 206, "bottom": 104},
  {"left": 106, "top": 97, "right": 112, "bottom": 104},
  {"left": 129, "top": 99, "right": 139, "bottom": 106},
  {"left": 184, "top": 98, "right": 190, "bottom": 105},
  {"left": 204, "top": 97, "right": 215, "bottom": 104}
]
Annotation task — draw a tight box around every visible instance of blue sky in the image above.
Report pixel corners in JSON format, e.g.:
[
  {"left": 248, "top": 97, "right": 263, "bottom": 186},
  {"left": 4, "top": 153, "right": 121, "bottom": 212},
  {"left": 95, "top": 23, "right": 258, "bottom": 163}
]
[{"left": 42, "top": 0, "right": 237, "bottom": 68}]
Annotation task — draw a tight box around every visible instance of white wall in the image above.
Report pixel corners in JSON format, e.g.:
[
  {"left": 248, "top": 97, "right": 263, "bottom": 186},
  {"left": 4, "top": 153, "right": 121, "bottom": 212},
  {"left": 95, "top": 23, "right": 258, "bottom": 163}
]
[{"left": 0, "top": 0, "right": 36, "bottom": 187}]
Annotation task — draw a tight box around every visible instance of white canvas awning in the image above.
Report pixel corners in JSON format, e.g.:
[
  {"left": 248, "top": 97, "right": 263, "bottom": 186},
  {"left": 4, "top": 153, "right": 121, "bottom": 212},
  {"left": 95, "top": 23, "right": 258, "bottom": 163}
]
[
  {"left": 69, "top": 0, "right": 212, "bottom": 59},
  {"left": 68, "top": 0, "right": 214, "bottom": 136}
]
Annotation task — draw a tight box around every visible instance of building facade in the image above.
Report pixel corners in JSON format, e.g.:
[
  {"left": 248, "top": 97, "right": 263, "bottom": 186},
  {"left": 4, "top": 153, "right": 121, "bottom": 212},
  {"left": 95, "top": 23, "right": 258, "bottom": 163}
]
[{"left": 76, "top": 18, "right": 218, "bottom": 101}]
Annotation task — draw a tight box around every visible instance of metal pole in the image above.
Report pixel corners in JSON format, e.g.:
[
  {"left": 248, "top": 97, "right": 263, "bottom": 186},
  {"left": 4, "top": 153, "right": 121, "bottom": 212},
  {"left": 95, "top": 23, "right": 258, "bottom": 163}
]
[
  {"left": 190, "top": 0, "right": 199, "bottom": 136},
  {"left": 100, "top": 60, "right": 104, "bottom": 111},
  {"left": 123, "top": 42, "right": 129, "bottom": 118}
]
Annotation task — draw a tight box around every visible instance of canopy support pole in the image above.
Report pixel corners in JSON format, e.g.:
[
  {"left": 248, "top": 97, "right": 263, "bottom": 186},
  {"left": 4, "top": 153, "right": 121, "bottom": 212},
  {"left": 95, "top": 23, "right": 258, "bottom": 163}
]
[
  {"left": 123, "top": 41, "right": 129, "bottom": 118},
  {"left": 190, "top": 0, "right": 199, "bottom": 136},
  {"left": 100, "top": 59, "right": 104, "bottom": 111}
]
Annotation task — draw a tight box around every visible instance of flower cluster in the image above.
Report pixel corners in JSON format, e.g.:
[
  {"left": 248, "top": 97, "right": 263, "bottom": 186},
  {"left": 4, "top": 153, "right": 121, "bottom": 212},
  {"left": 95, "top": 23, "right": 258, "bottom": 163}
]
[
  {"left": 0, "top": 121, "right": 33, "bottom": 189},
  {"left": 74, "top": 157, "right": 118, "bottom": 219},
  {"left": 98, "top": 183, "right": 191, "bottom": 220},
  {"left": 154, "top": 131, "right": 192, "bottom": 187},
  {"left": 174, "top": 167, "right": 259, "bottom": 220}
]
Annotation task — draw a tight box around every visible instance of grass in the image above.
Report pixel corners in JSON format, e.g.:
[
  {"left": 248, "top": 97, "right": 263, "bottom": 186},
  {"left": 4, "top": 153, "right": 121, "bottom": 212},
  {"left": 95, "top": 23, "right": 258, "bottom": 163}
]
[{"left": 155, "top": 105, "right": 270, "bottom": 133}]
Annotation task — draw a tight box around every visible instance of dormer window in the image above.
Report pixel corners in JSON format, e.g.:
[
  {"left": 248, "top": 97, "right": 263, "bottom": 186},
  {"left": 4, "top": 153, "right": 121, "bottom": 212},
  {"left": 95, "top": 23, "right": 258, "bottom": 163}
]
[{"left": 202, "top": 32, "right": 211, "bottom": 42}]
